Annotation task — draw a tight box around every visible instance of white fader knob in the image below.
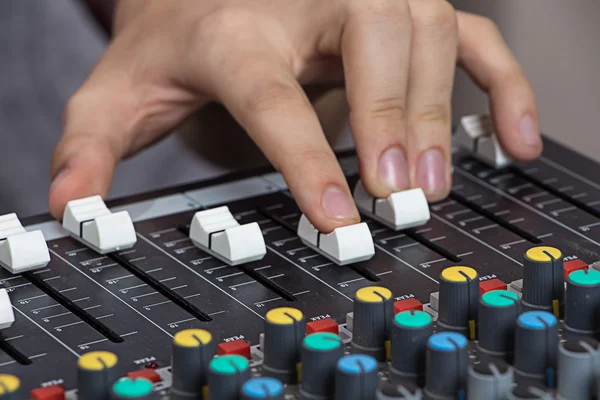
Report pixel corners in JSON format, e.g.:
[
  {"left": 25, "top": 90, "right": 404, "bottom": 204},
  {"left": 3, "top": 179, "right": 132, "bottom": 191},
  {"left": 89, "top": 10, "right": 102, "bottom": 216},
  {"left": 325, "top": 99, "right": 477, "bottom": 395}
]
[
  {"left": 297, "top": 214, "right": 374, "bottom": 265},
  {"left": 0, "top": 213, "right": 50, "bottom": 274},
  {"left": 189, "top": 206, "right": 266, "bottom": 266},
  {"left": 62, "top": 195, "right": 137, "bottom": 254},
  {"left": 454, "top": 114, "right": 512, "bottom": 168},
  {"left": 353, "top": 181, "right": 430, "bottom": 231},
  {"left": 0, "top": 289, "right": 15, "bottom": 329}
]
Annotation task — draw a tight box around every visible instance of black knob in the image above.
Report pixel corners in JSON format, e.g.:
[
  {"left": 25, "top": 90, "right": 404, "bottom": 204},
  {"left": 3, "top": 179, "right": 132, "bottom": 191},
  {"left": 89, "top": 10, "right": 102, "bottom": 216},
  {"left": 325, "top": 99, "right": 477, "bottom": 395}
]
[
  {"left": 513, "top": 311, "right": 558, "bottom": 388},
  {"left": 241, "top": 377, "right": 284, "bottom": 400},
  {"left": 351, "top": 286, "right": 394, "bottom": 361},
  {"left": 564, "top": 268, "right": 600, "bottom": 339},
  {"left": 376, "top": 381, "right": 423, "bottom": 400},
  {"left": 390, "top": 310, "right": 433, "bottom": 385},
  {"left": 262, "top": 307, "right": 305, "bottom": 384},
  {"left": 77, "top": 351, "right": 121, "bottom": 400},
  {"left": 300, "top": 332, "right": 344, "bottom": 400},
  {"left": 467, "top": 360, "right": 514, "bottom": 400},
  {"left": 424, "top": 332, "right": 468, "bottom": 400},
  {"left": 557, "top": 338, "right": 600, "bottom": 400},
  {"left": 170, "top": 329, "right": 217, "bottom": 399},
  {"left": 111, "top": 377, "right": 157, "bottom": 399},
  {"left": 477, "top": 289, "right": 521, "bottom": 363},
  {"left": 335, "top": 354, "right": 379, "bottom": 400},
  {"left": 506, "top": 383, "right": 552, "bottom": 400},
  {"left": 207, "top": 355, "right": 251, "bottom": 400},
  {"left": 437, "top": 266, "right": 479, "bottom": 340},
  {"left": 521, "top": 246, "right": 564, "bottom": 318}
]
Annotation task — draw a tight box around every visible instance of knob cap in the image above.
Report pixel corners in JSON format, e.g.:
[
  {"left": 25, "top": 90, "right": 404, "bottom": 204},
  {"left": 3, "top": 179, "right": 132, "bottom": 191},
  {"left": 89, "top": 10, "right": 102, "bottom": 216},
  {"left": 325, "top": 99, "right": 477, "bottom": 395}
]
[
  {"left": 111, "top": 377, "right": 157, "bottom": 400},
  {"left": 335, "top": 354, "right": 378, "bottom": 400},
  {"left": 390, "top": 310, "right": 433, "bottom": 384},
  {"left": 207, "top": 355, "right": 251, "bottom": 400},
  {"left": 467, "top": 360, "right": 514, "bottom": 400},
  {"left": 262, "top": 307, "right": 305, "bottom": 383},
  {"left": 300, "top": 332, "right": 344, "bottom": 399},
  {"left": 424, "top": 332, "right": 468, "bottom": 400},
  {"left": 514, "top": 311, "right": 558, "bottom": 388},
  {"left": 0, "top": 374, "right": 25, "bottom": 399},
  {"left": 241, "top": 377, "right": 284, "bottom": 400},
  {"left": 171, "top": 329, "right": 216, "bottom": 399},
  {"left": 477, "top": 290, "right": 521, "bottom": 363},
  {"left": 376, "top": 381, "right": 423, "bottom": 400},
  {"left": 506, "top": 384, "right": 552, "bottom": 400},
  {"left": 521, "top": 246, "right": 564, "bottom": 318},
  {"left": 564, "top": 269, "right": 600, "bottom": 339},
  {"left": 77, "top": 351, "right": 121, "bottom": 400},
  {"left": 437, "top": 266, "right": 479, "bottom": 340},
  {"left": 350, "top": 286, "right": 394, "bottom": 361},
  {"left": 557, "top": 338, "right": 600, "bottom": 400}
]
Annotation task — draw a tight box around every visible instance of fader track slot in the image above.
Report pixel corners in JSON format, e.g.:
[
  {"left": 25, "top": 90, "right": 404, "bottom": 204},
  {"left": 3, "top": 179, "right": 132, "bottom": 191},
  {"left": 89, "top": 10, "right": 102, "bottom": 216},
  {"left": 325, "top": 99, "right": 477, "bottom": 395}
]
[
  {"left": 404, "top": 229, "right": 461, "bottom": 262},
  {"left": 0, "top": 333, "right": 31, "bottom": 365},
  {"left": 449, "top": 191, "right": 541, "bottom": 244},
  {"left": 509, "top": 166, "right": 600, "bottom": 220},
  {"left": 257, "top": 208, "right": 297, "bottom": 233},
  {"left": 348, "top": 265, "right": 381, "bottom": 282},
  {"left": 108, "top": 253, "right": 212, "bottom": 322},
  {"left": 21, "top": 271, "right": 124, "bottom": 343}
]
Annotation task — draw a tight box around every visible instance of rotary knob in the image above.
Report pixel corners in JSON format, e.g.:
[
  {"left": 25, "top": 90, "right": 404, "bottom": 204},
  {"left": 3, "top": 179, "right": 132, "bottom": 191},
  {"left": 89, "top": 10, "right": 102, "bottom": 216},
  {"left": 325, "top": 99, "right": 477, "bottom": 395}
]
[
  {"left": 467, "top": 360, "right": 514, "bottom": 400},
  {"left": 0, "top": 374, "right": 26, "bottom": 400},
  {"left": 506, "top": 384, "right": 552, "bottom": 400},
  {"left": 77, "top": 351, "right": 121, "bottom": 400},
  {"left": 300, "top": 332, "right": 344, "bottom": 399},
  {"left": 111, "top": 377, "right": 157, "bottom": 400},
  {"left": 262, "top": 307, "right": 305, "bottom": 384},
  {"left": 207, "top": 355, "right": 251, "bottom": 400},
  {"left": 521, "top": 246, "right": 564, "bottom": 318},
  {"left": 423, "top": 332, "right": 468, "bottom": 400},
  {"left": 557, "top": 337, "right": 600, "bottom": 400},
  {"left": 241, "top": 377, "right": 284, "bottom": 400},
  {"left": 335, "top": 354, "right": 379, "bottom": 400},
  {"left": 350, "top": 286, "right": 394, "bottom": 361},
  {"left": 477, "top": 290, "right": 520, "bottom": 363},
  {"left": 513, "top": 311, "right": 558, "bottom": 388},
  {"left": 376, "top": 381, "right": 423, "bottom": 400},
  {"left": 390, "top": 310, "right": 433, "bottom": 385},
  {"left": 564, "top": 268, "right": 600, "bottom": 339},
  {"left": 170, "top": 329, "right": 217, "bottom": 399},
  {"left": 437, "top": 266, "right": 479, "bottom": 340}
]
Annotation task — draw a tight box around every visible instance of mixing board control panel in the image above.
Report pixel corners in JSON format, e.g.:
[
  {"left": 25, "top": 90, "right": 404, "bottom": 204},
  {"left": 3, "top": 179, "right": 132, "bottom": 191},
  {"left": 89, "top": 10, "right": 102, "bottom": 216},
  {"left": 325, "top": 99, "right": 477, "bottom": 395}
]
[{"left": 2, "top": 122, "right": 600, "bottom": 399}]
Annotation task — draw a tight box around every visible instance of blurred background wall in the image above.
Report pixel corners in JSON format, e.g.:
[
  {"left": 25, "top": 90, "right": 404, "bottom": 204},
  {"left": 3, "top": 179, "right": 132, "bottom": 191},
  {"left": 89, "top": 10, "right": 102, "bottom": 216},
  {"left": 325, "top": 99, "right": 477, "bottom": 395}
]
[{"left": 0, "top": 0, "right": 598, "bottom": 217}]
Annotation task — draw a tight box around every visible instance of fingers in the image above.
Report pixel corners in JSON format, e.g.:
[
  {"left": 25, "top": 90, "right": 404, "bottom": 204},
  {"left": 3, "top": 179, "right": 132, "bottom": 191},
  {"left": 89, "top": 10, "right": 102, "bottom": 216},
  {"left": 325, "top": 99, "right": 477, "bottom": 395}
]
[
  {"left": 405, "top": 0, "right": 458, "bottom": 201},
  {"left": 208, "top": 34, "right": 359, "bottom": 233},
  {"left": 341, "top": 0, "right": 413, "bottom": 199},
  {"left": 456, "top": 12, "right": 542, "bottom": 160}
]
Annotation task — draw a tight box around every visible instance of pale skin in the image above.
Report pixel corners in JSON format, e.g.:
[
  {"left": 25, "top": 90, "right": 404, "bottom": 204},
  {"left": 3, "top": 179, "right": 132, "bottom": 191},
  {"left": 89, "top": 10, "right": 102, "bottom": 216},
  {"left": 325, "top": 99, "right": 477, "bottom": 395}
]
[{"left": 49, "top": 0, "right": 542, "bottom": 233}]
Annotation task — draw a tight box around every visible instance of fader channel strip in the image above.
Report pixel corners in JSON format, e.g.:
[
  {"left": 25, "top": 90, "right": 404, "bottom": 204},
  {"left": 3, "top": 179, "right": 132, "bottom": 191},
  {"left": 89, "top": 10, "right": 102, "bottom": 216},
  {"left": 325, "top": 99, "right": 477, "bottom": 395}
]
[{"left": 1, "top": 133, "right": 600, "bottom": 399}]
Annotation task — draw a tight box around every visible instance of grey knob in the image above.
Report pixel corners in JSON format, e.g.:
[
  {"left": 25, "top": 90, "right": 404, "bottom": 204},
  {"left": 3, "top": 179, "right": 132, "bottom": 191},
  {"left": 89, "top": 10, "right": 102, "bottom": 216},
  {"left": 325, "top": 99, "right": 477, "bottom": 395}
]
[
  {"left": 467, "top": 360, "right": 514, "bottom": 400},
  {"left": 557, "top": 338, "right": 600, "bottom": 400}
]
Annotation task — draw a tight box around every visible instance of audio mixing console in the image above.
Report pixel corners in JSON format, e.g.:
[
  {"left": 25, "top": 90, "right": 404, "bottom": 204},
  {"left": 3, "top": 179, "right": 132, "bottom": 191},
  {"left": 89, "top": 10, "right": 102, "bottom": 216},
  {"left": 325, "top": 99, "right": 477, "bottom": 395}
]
[{"left": 1, "top": 116, "right": 600, "bottom": 399}]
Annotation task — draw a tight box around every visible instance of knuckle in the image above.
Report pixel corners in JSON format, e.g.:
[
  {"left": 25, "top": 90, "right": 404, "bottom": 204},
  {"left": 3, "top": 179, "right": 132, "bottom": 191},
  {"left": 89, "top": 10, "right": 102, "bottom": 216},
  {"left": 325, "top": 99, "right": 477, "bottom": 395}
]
[
  {"left": 413, "top": 104, "right": 450, "bottom": 125},
  {"left": 368, "top": 96, "right": 406, "bottom": 122},
  {"left": 246, "top": 78, "right": 303, "bottom": 115},
  {"left": 191, "top": 7, "right": 250, "bottom": 45},
  {"left": 350, "top": 0, "right": 410, "bottom": 24},
  {"left": 412, "top": 0, "right": 457, "bottom": 34}
]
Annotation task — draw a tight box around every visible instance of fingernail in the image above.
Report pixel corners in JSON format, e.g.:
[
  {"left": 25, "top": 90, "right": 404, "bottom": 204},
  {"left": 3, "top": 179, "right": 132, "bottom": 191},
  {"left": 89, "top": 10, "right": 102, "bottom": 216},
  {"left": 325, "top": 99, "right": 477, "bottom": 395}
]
[
  {"left": 379, "top": 146, "right": 409, "bottom": 192},
  {"left": 321, "top": 186, "right": 358, "bottom": 220},
  {"left": 520, "top": 114, "right": 542, "bottom": 148},
  {"left": 417, "top": 148, "right": 447, "bottom": 198}
]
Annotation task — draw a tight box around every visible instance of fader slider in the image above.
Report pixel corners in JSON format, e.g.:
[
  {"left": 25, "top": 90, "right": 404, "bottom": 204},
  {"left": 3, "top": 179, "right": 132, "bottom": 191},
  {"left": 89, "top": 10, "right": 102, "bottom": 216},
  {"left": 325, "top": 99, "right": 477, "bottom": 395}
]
[
  {"left": 353, "top": 181, "right": 430, "bottom": 231},
  {"left": 0, "top": 213, "right": 50, "bottom": 274},
  {"left": 62, "top": 195, "right": 136, "bottom": 254},
  {"left": 297, "top": 214, "right": 374, "bottom": 265},
  {"left": 189, "top": 206, "right": 266, "bottom": 266},
  {"left": 0, "top": 289, "right": 15, "bottom": 329},
  {"left": 454, "top": 114, "right": 512, "bottom": 168}
]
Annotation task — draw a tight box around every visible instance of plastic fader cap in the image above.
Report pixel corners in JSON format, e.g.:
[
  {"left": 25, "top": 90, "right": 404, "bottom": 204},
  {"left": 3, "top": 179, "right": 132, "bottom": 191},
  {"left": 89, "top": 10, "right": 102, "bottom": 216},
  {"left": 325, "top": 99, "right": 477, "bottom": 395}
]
[
  {"left": 354, "top": 181, "right": 430, "bottom": 231},
  {"left": 0, "top": 289, "right": 15, "bottom": 330},
  {"left": 297, "top": 215, "right": 374, "bottom": 265},
  {"left": 454, "top": 114, "right": 512, "bottom": 168},
  {"left": 62, "top": 195, "right": 136, "bottom": 254},
  {"left": 190, "top": 206, "right": 266, "bottom": 266},
  {"left": 0, "top": 213, "right": 50, "bottom": 274}
]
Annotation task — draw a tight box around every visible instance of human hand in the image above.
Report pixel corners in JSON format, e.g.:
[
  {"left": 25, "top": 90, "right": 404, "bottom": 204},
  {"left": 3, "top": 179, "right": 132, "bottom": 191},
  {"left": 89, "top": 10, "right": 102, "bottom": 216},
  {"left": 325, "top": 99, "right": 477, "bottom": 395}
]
[{"left": 49, "top": 0, "right": 541, "bottom": 233}]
